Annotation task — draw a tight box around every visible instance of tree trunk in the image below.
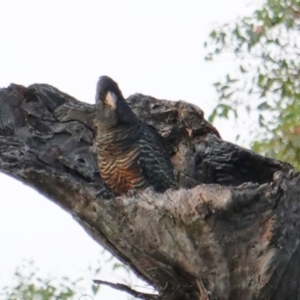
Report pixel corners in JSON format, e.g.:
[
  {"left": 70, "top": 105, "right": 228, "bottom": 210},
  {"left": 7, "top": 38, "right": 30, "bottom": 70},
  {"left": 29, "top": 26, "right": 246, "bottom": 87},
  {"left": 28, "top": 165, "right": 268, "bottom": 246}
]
[{"left": 0, "top": 83, "right": 299, "bottom": 300}]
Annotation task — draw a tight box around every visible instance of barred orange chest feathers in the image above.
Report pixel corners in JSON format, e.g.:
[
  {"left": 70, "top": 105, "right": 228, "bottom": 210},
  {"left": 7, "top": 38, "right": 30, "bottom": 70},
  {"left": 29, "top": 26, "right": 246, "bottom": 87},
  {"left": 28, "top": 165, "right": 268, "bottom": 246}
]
[{"left": 94, "top": 75, "right": 178, "bottom": 196}]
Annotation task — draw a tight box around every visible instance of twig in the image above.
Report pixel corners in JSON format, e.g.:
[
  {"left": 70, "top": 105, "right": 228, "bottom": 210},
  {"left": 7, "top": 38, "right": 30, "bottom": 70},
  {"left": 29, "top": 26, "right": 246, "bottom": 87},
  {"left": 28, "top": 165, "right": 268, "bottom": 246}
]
[{"left": 93, "top": 279, "right": 159, "bottom": 300}]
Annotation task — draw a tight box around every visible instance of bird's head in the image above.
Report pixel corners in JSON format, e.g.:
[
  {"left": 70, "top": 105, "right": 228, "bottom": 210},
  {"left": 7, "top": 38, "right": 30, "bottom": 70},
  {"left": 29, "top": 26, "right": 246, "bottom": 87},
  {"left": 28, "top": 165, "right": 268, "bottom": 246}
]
[{"left": 95, "top": 76, "right": 138, "bottom": 130}]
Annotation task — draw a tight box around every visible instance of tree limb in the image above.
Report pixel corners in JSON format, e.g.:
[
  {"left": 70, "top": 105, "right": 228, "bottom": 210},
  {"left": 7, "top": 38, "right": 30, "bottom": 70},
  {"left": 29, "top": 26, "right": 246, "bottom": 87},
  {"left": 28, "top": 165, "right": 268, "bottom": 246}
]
[{"left": 0, "top": 83, "right": 298, "bottom": 299}]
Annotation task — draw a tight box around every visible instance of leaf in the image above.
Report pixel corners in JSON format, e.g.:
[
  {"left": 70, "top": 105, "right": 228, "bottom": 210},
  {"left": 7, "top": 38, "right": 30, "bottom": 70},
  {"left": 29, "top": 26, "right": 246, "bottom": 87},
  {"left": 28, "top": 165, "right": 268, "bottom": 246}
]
[
  {"left": 210, "top": 30, "right": 217, "bottom": 39},
  {"left": 208, "top": 107, "right": 218, "bottom": 123},
  {"left": 239, "top": 65, "right": 248, "bottom": 73},
  {"left": 257, "top": 101, "right": 271, "bottom": 110}
]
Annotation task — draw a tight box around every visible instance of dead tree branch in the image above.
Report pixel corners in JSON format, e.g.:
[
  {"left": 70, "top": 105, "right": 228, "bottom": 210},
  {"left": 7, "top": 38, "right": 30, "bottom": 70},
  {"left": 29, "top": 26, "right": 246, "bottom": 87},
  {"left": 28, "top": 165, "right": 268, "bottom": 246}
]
[{"left": 0, "top": 83, "right": 298, "bottom": 300}]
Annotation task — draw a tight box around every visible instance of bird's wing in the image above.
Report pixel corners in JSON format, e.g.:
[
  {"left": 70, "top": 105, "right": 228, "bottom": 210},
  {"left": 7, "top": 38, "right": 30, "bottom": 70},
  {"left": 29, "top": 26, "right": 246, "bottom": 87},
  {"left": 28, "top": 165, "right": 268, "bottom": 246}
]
[{"left": 138, "top": 123, "right": 178, "bottom": 192}]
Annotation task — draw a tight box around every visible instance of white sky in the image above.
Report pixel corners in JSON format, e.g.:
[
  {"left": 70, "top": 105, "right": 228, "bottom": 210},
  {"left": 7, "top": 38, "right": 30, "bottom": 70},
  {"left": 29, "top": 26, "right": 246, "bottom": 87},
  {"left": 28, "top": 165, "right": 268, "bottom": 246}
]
[{"left": 0, "top": 0, "right": 262, "bottom": 299}]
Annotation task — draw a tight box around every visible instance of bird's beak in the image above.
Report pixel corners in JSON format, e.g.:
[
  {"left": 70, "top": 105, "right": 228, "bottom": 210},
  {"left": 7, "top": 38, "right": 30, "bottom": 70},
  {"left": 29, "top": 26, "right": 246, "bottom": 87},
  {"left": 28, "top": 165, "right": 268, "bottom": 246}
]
[{"left": 104, "top": 91, "right": 117, "bottom": 109}]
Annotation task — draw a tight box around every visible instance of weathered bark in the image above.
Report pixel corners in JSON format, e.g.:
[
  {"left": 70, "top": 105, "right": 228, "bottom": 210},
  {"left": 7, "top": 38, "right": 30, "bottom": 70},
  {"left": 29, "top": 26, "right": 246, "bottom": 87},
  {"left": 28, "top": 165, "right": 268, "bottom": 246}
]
[{"left": 0, "top": 83, "right": 299, "bottom": 300}]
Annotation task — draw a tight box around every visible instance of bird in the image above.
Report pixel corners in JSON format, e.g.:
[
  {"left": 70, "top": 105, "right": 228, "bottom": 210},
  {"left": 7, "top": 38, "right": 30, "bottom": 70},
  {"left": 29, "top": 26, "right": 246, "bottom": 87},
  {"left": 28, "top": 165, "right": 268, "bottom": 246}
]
[{"left": 93, "top": 75, "right": 178, "bottom": 196}]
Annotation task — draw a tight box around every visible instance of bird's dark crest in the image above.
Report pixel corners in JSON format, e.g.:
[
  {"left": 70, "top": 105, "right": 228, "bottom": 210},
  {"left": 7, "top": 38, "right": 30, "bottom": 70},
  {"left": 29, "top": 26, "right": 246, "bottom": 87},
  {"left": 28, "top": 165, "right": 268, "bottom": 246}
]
[
  {"left": 95, "top": 76, "right": 138, "bottom": 128},
  {"left": 96, "top": 76, "right": 123, "bottom": 105}
]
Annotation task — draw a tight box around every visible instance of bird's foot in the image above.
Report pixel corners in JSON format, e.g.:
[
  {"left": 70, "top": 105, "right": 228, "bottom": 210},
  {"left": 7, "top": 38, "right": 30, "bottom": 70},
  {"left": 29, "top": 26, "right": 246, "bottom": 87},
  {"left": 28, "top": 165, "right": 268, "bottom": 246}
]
[
  {"left": 96, "top": 189, "right": 114, "bottom": 200},
  {"left": 126, "top": 188, "right": 140, "bottom": 198}
]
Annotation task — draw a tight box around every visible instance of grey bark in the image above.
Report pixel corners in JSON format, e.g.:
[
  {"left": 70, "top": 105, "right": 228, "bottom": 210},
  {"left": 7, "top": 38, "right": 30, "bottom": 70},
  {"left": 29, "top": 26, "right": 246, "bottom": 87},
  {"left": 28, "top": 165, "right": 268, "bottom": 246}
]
[{"left": 0, "top": 83, "right": 299, "bottom": 300}]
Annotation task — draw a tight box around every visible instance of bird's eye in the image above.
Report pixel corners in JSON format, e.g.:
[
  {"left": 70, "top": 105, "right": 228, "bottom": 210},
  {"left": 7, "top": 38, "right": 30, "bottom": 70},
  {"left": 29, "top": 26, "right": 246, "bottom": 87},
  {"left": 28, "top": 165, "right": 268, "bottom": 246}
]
[{"left": 104, "top": 92, "right": 117, "bottom": 109}]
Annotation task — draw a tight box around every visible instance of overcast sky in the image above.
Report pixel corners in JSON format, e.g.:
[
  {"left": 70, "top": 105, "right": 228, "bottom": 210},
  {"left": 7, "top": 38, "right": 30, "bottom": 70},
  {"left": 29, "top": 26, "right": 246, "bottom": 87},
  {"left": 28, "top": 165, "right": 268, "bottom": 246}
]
[{"left": 0, "top": 0, "right": 262, "bottom": 299}]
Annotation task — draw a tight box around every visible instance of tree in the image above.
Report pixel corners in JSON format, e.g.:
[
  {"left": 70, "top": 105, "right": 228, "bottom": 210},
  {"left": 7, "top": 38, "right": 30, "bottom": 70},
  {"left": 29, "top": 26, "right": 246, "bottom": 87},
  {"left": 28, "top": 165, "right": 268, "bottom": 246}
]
[
  {"left": 1, "top": 83, "right": 300, "bottom": 299},
  {"left": 205, "top": 0, "right": 300, "bottom": 169}
]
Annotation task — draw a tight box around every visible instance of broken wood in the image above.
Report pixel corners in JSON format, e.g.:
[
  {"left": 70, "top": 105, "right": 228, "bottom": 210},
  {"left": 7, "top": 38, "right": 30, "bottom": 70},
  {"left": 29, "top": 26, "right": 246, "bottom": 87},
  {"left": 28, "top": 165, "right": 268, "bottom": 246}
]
[{"left": 0, "top": 83, "right": 298, "bottom": 300}]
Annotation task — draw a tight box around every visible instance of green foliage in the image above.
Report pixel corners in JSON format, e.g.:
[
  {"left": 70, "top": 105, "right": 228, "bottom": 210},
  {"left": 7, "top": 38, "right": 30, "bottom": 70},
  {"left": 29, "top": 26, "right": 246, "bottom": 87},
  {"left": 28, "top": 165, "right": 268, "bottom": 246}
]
[
  {"left": 205, "top": 0, "right": 300, "bottom": 168},
  {"left": 0, "top": 251, "right": 143, "bottom": 300},
  {"left": 1, "top": 259, "right": 101, "bottom": 300}
]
